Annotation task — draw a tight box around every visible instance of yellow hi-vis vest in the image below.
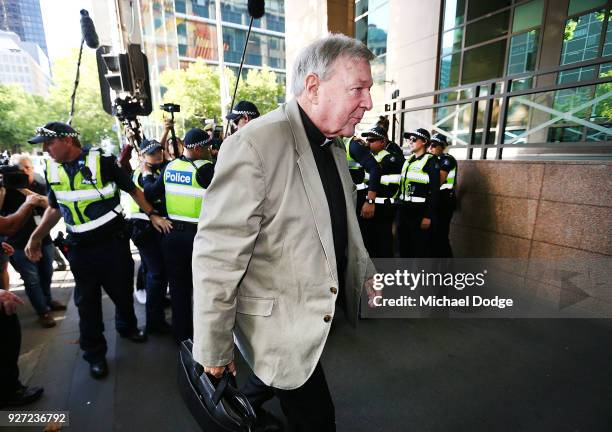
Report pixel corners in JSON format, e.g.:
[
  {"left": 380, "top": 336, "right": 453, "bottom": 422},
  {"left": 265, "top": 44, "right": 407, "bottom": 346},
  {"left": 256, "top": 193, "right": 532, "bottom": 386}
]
[
  {"left": 397, "top": 153, "right": 434, "bottom": 202},
  {"left": 442, "top": 165, "right": 456, "bottom": 190},
  {"left": 46, "top": 150, "right": 122, "bottom": 233},
  {"left": 345, "top": 138, "right": 362, "bottom": 170},
  {"left": 163, "top": 158, "right": 212, "bottom": 223},
  {"left": 128, "top": 168, "right": 148, "bottom": 220}
]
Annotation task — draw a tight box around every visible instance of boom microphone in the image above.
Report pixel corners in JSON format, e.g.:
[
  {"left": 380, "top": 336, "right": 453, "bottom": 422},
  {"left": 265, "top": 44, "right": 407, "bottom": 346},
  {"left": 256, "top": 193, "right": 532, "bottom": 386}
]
[
  {"left": 80, "top": 9, "right": 99, "bottom": 49},
  {"left": 247, "top": 0, "right": 265, "bottom": 19}
]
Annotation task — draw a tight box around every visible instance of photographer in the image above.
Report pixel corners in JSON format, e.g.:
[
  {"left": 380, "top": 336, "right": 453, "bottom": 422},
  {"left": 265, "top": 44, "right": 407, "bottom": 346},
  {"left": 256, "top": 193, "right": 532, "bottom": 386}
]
[
  {"left": 1, "top": 155, "right": 65, "bottom": 328},
  {"left": 160, "top": 118, "right": 184, "bottom": 161},
  {"left": 0, "top": 193, "right": 48, "bottom": 407}
]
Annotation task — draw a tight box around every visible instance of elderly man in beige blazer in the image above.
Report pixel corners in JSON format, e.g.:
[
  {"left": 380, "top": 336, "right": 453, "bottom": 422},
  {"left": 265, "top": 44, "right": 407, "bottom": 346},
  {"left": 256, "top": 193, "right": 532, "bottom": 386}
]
[{"left": 192, "top": 34, "right": 379, "bottom": 431}]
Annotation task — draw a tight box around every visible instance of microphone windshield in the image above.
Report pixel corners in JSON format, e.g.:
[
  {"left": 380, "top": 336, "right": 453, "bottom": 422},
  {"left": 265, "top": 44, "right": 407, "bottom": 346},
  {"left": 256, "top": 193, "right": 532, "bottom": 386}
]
[
  {"left": 80, "top": 9, "right": 99, "bottom": 49},
  {"left": 247, "top": 0, "right": 265, "bottom": 19}
]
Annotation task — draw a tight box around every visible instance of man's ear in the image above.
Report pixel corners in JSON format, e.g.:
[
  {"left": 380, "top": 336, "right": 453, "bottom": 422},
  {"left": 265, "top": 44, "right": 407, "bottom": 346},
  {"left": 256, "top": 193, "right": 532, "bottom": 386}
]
[{"left": 304, "top": 73, "right": 320, "bottom": 103}]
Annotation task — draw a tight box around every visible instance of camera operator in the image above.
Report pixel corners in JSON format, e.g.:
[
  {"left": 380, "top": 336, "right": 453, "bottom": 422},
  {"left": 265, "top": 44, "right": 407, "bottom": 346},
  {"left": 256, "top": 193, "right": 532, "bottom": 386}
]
[
  {"left": 1, "top": 155, "right": 66, "bottom": 328},
  {"left": 24, "top": 122, "right": 172, "bottom": 380},
  {"left": 1, "top": 193, "right": 48, "bottom": 407}
]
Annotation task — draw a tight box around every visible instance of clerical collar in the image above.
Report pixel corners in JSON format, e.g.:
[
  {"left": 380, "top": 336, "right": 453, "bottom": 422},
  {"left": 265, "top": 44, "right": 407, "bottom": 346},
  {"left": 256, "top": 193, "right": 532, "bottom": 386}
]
[{"left": 297, "top": 103, "right": 334, "bottom": 148}]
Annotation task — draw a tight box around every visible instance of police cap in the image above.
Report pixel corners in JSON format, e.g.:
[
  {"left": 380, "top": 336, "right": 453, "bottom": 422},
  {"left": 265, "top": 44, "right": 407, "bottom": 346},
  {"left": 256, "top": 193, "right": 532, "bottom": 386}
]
[{"left": 28, "top": 122, "right": 79, "bottom": 144}]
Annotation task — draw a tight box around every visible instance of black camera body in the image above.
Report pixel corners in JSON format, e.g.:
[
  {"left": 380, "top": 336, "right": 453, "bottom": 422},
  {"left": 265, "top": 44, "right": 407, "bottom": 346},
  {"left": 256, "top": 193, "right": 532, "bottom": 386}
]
[
  {"left": 161, "top": 103, "right": 181, "bottom": 114},
  {"left": 0, "top": 165, "right": 29, "bottom": 189}
]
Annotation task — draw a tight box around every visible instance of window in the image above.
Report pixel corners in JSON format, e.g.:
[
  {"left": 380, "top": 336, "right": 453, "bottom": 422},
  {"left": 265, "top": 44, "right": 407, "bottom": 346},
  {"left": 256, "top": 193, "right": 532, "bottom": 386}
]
[
  {"left": 176, "top": 19, "right": 218, "bottom": 60},
  {"left": 222, "top": 27, "right": 285, "bottom": 69},
  {"left": 437, "top": 0, "right": 547, "bottom": 89},
  {"left": 507, "top": 29, "right": 539, "bottom": 75},
  {"left": 462, "top": 40, "right": 506, "bottom": 84}
]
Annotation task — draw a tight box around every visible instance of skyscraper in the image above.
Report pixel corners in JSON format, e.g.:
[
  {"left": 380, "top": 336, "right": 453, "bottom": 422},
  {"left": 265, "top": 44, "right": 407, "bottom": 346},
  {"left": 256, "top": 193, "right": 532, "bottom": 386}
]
[{"left": 0, "top": 0, "right": 48, "bottom": 57}]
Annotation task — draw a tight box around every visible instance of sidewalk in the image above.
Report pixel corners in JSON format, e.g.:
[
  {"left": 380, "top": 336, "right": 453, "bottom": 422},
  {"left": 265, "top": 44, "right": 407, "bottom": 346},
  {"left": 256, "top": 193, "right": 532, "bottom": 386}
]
[{"left": 7, "top": 253, "right": 612, "bottom": 431}]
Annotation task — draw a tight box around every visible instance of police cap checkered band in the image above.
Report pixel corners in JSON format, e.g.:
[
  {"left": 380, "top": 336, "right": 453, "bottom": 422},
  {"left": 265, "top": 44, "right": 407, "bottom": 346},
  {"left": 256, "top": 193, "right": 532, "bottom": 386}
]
[
  {"left": 231, "top": 109, "right": 258, "bottom": 116},
  {"left": 35, "top": 126, "right": 79, "bottom": 138},
  {"left": 140, "top": 139, "right": 162, "bottom": 154},
  {"left": 183, "top": 136, "right": 212, "bottom": 149},
  {"left": 362, "top": 126, "right": 387, "bottom": 140},
  {"left": 403, "top": 128, "right": 431, "bottom": 142}
]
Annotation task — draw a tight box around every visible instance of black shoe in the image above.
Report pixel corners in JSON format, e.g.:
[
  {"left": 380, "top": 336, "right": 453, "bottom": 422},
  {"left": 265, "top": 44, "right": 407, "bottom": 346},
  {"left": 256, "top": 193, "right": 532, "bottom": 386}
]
[
  {"left": 253, "top": 408, "right": 284, "bottom": 432},
  {"left": 90, "top": 359, "right": 108, "bottom": 380},
  {"left": 1, "top": 384, "right": 44, "bottom": 407},
  {"left": 146, "top": 321, "right": 172, "bottom": 335},
  {"left": 118, "top": 328, "right": 147, "bottom": 343}
]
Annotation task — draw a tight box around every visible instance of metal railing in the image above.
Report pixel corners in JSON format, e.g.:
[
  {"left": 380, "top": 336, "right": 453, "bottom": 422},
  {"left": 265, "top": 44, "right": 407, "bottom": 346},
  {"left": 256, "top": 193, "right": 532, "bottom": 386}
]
[{"left": 385, "top": 56, "right": 612, "bottom": 160}]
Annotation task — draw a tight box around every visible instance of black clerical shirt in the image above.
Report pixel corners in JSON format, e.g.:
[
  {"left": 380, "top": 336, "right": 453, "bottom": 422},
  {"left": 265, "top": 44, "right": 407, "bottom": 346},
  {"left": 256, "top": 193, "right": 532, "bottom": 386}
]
[{"left": 298, "top": 104, "right": 348, "bottom": 292}]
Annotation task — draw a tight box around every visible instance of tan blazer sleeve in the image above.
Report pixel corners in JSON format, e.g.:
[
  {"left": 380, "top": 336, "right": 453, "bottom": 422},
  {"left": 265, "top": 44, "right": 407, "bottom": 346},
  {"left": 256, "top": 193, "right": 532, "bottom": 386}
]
[{"left": 192, "top": 134, "right": 266, "bottom": 367}]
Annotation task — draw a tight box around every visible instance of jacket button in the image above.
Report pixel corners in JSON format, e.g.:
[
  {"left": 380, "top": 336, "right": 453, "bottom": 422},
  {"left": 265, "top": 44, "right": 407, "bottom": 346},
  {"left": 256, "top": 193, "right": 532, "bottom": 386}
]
[
  {"left": 330, "top": 287, "right": 337, "bottom": 294},
  {"left": 323, "top": 315, "right": 332, "bottom": 323}
]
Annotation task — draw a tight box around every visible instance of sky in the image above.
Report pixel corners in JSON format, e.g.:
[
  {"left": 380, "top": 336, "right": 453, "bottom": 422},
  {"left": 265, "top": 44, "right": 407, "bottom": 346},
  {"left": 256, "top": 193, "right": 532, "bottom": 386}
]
[{"left": 40, "top": 0, "right": 93, "bottom": 62}]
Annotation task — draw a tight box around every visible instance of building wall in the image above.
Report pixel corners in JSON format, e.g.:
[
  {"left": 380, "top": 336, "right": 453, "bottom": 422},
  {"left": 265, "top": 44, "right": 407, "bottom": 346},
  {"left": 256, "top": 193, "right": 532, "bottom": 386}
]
[
  {"left": 452, "top": 160, "right": 612, "bottom": 259},
  {"left": 0, "top": 30, "right": 50, "bottom": 96},
  {"left": 285, "top": 0, "right": 329, "bottom": 98}
]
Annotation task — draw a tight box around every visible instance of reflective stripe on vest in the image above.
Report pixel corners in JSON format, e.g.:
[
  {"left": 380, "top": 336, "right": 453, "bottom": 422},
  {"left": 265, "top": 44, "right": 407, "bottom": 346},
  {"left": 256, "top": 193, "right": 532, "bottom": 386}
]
[
  {"left": 46, "top": 150, "right": 121, "bottom": 229},
  {"left": 66, "top": 204, "right": 123, "bottom": 233},
  {"left": 381, "top": 174, "right": 401, "bottom": 185},
  {"left": 164, "top": 158, "right": 211, "bottom": 222}
]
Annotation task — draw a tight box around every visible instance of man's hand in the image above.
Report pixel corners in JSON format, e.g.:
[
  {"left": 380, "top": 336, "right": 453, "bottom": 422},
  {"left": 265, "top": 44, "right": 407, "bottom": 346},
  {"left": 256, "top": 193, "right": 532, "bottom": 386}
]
[
  {"left": 0, "top": 289, "right": 25, "bottom": 315},
  {"left": 150, "top": 214, "right": 172, "bottom": 234},
  {"left": 420, "top": 217, "right": 431, "bottom": 230},
  {"left": 1, "top": 242, "right": 15, "bottom": 257},
  {"left": 204, "top": 360, "right": 236, "bottom": 378},
  {"left": 164, "top": 118, "right": 174, "bottom": 130},
  {"left": 25, "top": 235, "right": 43, "bottom": 262},
  {"left": 25, "top": 194, "right": 47, "bottom": 208},
  {"left": 360, "top": 202, "right": 375, "bottom": 219},
  {"left": 364, "top": 278, "right": 383, "bottom": 308}
]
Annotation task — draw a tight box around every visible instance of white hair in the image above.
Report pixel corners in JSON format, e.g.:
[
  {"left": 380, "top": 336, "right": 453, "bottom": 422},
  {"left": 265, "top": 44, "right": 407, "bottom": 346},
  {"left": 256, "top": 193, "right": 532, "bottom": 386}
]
[
  {"left": 291, "top": 33, "right": 374, "bottom": 97},
  {"left": 10, "top": 153, "right": 31, "bottom": 167}
]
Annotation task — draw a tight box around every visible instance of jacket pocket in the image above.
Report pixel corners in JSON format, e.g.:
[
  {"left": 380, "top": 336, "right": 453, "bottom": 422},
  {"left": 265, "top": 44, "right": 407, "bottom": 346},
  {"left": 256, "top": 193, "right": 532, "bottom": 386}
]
[{"left": 236, "top": 295, "right": 275, "bottom": 316}]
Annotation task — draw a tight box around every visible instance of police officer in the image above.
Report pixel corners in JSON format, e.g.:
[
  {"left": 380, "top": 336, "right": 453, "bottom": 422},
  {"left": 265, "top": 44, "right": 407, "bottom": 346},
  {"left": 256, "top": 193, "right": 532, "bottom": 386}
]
[
  {"left": 375, "top": 115, "right": 405, "bottom": 172},
  {"left": 226, "top": 100, "right": 260, "bottom": 134},
  {"left": 428, "top": 133, "right": 457, "bottom": 258},
  {"left": 396, "top": 128, "right": 440, "bottom": 258},
  {"left": 129, "top": 139, "right": 171, "bottom": 334},
  {"left": 360, "top": 126, "right": 401, "bottom": 257},
  {"left": 345, "top": 135, "right": 382, "bottom": 235},
  {"left": 24, "top": 122, "right": 172, "bottom": 380},
  {"left": 144, "top": 128, "right": 214, "bottom": 343}
]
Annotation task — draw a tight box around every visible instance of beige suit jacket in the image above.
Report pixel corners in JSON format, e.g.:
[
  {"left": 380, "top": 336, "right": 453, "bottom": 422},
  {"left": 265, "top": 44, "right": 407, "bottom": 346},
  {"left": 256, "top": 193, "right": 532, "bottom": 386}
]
[{"left": 192, "top": 98, "right": 375, "bottom": 390}]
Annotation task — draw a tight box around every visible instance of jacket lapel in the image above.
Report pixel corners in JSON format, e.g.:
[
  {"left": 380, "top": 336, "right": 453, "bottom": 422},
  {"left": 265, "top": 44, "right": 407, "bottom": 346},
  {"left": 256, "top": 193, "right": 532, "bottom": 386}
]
[{"left": 285, "top": 99, "right": 338, "bottom": 284}]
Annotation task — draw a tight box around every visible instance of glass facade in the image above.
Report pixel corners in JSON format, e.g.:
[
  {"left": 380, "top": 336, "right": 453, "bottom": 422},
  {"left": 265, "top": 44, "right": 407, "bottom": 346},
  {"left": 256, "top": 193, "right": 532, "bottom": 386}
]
[
  {"left": 391, "top": 0, "right": 612, "bottom": 160},
  {"left": 0, "top": 0, "right": 48, "bottom": 56},
  {"left": 138, "top": 0, "right": 286, "bottom": 137},
  {"left": 355, "top": 0, "right": 389, "bottom": 125},
  {"left": 439, "top": 0, "right": 547, "bottom": 91},
  {"left": 174, "top": 0, "right": 286, "bottom": 82}
]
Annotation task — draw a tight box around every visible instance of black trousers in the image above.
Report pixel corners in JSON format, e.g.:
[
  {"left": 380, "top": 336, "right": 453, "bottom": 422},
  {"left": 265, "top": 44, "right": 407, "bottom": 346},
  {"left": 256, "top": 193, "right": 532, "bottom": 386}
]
[
  {"left": 434, "top": 195, "right": 455, "bottom": 258},
  {"left": 161, "top": 228, "right": 195, "bottom": 343},
  {"left": 360, "top": 202, "right": 395, "bottom": 258},
  {"left": 397, "top": 203, "right": 434, "bottom": 258},
  {"left": 0, "top": 309, "right": 20, "bottom": 399},
  {"left": 67, "top": 234, "right": 138, "bottom": 364},
  {"left": 243, "top": 362, "right": 335, "bottom": 432},
  {"left": 133, "top": 226, "right": 167, "bottom": 328}
]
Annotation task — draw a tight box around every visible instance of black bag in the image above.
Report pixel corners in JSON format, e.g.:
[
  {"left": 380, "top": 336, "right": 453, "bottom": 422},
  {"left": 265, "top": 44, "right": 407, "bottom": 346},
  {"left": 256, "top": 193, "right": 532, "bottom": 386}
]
[{"left": 178, "top": 340, "right": 257, "bottom": 432}]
